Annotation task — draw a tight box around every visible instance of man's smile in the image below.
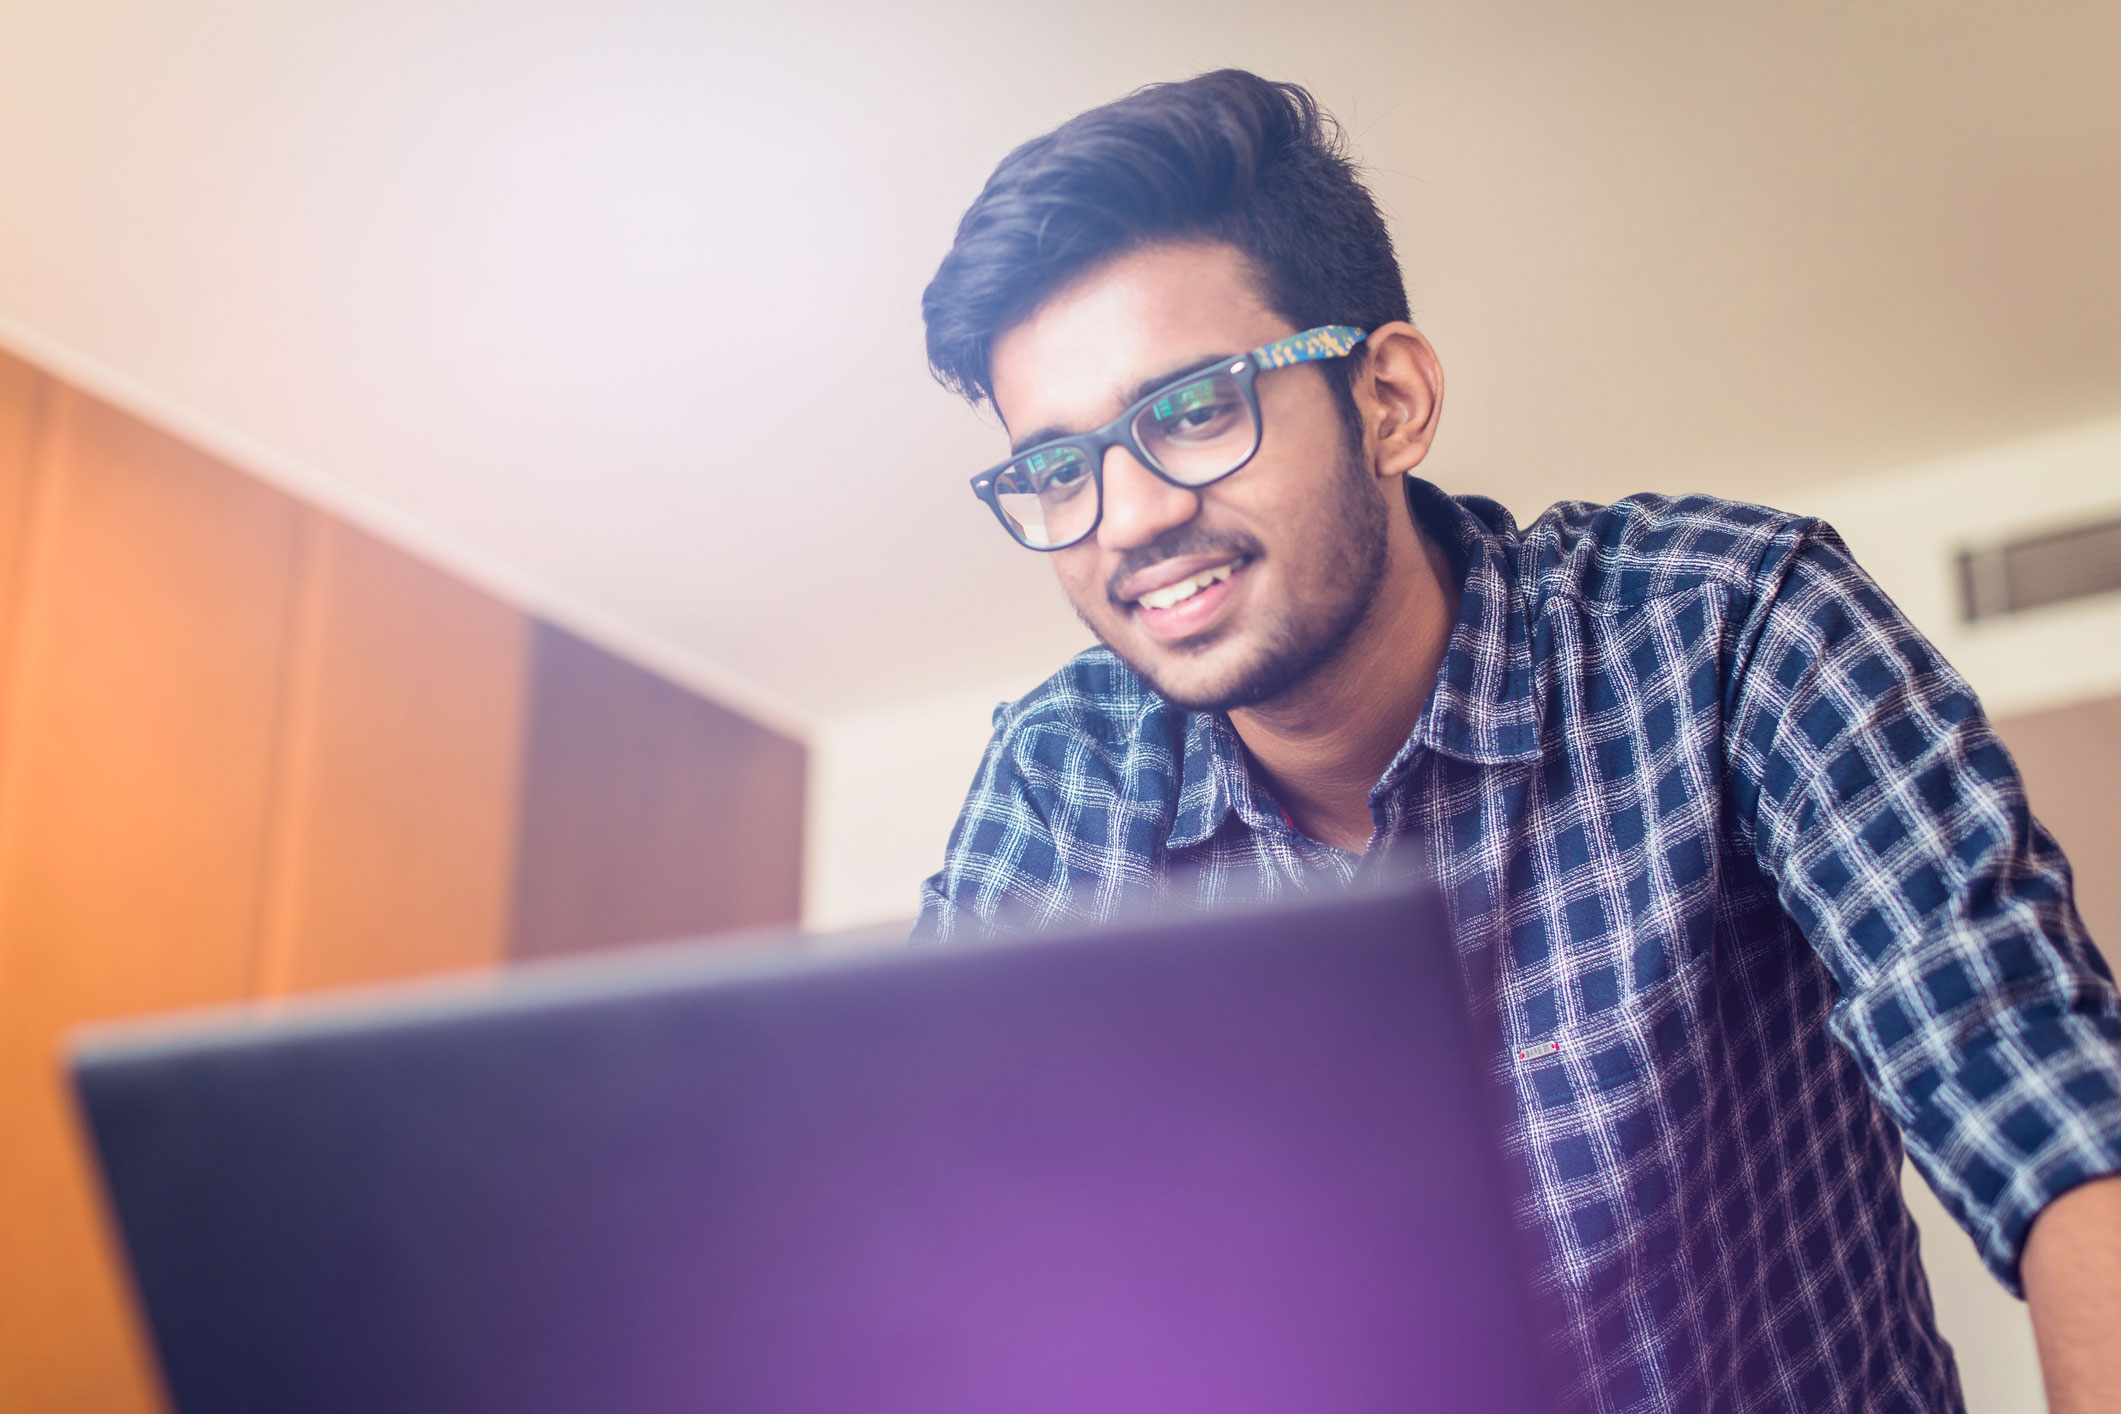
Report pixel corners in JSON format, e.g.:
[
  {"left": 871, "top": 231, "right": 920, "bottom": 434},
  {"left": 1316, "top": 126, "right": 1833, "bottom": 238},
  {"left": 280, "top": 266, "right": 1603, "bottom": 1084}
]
[
  {"left": 1119, "top": 556, "right": 1252, "bottom": 642},
  {"left": 1136, "top": 561, "right": 1237, "bottom": 609}
]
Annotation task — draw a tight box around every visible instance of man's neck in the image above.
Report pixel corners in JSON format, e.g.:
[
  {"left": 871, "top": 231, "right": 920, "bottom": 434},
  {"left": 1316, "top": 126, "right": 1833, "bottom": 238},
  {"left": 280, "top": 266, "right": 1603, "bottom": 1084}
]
[{"left": 1229, "top": 512, "right": 1460, "bottom": 853}]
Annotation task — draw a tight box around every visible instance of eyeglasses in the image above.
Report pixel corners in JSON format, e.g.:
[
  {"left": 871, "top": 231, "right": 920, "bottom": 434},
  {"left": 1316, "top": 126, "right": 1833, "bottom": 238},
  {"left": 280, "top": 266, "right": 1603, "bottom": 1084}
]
[{"left": 969, "top": 325, "right": 1369, "bottom": 551}]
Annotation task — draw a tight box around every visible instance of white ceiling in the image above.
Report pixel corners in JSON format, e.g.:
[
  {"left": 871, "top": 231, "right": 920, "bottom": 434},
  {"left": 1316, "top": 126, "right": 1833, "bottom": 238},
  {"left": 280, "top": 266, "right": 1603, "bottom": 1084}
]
[{"left": 3, "top": 1, "right": 2117, "bottom": 732}]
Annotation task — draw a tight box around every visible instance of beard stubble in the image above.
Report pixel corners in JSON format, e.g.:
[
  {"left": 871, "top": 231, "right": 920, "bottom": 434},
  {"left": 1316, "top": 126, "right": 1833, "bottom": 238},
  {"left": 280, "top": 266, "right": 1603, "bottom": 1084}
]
[{"left": 1080, "top": 445, "right": 1394, "bottom": 714}]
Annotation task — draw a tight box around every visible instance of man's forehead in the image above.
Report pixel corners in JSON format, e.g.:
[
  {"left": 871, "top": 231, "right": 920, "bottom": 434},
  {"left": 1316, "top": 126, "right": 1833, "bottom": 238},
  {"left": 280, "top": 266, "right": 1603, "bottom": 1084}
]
[{"left": 989, "top": 242, "right": 1282, "bottom": 441}]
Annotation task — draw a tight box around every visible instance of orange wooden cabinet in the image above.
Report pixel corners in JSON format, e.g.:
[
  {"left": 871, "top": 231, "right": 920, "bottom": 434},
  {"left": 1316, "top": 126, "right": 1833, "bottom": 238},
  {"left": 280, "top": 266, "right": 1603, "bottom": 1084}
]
[
  {"left": 253, "top": 510, "right": 530, "bottom": 996},
  {"left": 0, "top": 372, "right": 308, "bottom": 1412},
  {"left": 0, "top": 351, "right": 803, "bottom": 1411}
]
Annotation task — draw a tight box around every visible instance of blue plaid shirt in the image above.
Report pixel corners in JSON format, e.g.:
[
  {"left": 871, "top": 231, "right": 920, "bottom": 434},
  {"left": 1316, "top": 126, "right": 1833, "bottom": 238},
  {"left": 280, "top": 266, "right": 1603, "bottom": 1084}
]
[{"left": 915, "top": 478, "right": 2121, "bottom": 1413}]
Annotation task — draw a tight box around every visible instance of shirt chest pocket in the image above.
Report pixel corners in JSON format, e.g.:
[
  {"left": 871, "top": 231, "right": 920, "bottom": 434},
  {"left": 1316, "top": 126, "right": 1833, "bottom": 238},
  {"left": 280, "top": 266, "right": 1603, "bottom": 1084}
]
[
  {"left": 1502, "top": 951, "right": 1718, "bottom": 1289},
  {"left": 1507, "top": 947, "right": 1715, "bottom": 1156}
]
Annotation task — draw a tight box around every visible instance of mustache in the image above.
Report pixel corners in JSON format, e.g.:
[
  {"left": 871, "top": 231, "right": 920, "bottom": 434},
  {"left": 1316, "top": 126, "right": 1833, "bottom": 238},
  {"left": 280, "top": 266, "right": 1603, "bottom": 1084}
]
[{"left": 1104, "top": 525, "right": 1266, "bottom": 607}]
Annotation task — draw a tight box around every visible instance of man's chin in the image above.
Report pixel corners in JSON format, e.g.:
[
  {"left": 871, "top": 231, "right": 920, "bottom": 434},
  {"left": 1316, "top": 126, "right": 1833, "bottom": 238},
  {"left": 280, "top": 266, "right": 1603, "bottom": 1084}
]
[
  {"left": 1107, "top": 632, "right": 1296, "bottom": 714},
  {"left": 1076, "top": 601, "right": 1298, "bottom": 712}
]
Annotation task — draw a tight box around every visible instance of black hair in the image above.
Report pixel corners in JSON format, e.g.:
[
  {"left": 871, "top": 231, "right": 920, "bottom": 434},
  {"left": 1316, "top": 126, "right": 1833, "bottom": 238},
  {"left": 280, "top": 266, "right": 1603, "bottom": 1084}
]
[{"left": 921, "top": 69, "right": 1409, "bottom": 425}]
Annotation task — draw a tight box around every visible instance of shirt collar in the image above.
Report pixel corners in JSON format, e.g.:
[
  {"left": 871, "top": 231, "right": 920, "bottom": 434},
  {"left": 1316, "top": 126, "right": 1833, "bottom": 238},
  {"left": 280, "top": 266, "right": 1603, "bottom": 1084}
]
[
  {"left": 1164, "top": 477, "right": 1541, "bottom": 852},
  {"left": 1402, "top": 477, "right": 1544, "bottom": 768},
  {"left": 1167, "top": 712, "right": 1250, "bottom": 850}
]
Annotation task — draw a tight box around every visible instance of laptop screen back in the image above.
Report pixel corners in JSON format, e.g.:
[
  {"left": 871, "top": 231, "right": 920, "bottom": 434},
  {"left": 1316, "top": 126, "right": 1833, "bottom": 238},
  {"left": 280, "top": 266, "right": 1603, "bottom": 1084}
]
[{"left": 74, "top": 886, "right": 1551, "bottom": 1413}]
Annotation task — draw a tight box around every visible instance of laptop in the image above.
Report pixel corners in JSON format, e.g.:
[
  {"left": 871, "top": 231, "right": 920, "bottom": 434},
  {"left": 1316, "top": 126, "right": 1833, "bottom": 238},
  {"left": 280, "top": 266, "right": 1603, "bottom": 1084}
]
[{"left": 71, "top": 885, "right": 1553, "bottom": 1413}]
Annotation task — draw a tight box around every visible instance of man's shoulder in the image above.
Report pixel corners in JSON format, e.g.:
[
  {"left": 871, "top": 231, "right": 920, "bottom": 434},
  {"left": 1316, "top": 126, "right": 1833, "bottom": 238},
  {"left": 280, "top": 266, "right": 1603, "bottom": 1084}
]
[
  {"left": 989, "top": 645, "right": 1184, "bottom": 766},
  {"left": 1500, "top": 490, "right": 1820, "bottom": 612}
]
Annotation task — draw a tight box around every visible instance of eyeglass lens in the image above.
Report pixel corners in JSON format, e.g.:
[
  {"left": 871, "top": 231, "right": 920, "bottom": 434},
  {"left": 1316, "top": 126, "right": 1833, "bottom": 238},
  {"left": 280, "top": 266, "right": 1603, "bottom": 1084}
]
[{"left": 990, "top": 370, "right": 1260, "bottom": 549}]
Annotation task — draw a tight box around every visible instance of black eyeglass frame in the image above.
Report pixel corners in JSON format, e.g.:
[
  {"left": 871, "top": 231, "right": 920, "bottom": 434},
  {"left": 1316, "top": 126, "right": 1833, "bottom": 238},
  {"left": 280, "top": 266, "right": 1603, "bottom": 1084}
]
[{"left": 967, "top": 325, "right": 1369, "bottom": 552}]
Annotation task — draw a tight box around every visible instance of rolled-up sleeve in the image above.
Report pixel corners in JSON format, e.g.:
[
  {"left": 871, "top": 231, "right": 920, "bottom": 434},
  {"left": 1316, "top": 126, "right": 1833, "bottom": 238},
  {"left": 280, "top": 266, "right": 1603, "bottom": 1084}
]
[{"left": 1727, "top": 519, "right": 2121, "bottom": 1293}]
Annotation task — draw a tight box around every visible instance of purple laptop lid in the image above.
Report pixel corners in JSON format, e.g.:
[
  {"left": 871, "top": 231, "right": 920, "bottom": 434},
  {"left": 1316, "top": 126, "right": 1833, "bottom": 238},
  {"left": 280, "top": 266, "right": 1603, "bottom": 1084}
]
[{"left": 73, "top": 885, "right": 1553, "bottom": 1413}]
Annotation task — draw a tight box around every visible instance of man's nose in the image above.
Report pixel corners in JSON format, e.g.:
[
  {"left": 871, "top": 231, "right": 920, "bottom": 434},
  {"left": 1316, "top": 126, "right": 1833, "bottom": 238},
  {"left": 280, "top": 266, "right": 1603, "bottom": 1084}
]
[{"left": 1095, "top": 444, "right": 1200, "bottom": 551}]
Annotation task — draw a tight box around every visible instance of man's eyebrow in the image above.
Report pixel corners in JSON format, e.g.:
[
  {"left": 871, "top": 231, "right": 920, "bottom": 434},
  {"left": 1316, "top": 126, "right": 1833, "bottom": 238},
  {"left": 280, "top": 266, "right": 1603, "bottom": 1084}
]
[{"left": 1006, "top": 351, "right": 1239, "bottom": 456}]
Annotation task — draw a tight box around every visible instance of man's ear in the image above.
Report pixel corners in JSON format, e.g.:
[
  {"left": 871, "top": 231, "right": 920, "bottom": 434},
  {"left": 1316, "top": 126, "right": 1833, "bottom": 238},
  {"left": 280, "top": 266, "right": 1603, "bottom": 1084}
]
[{"left": 1354, "top": 322, "right": 1445, "bottom": 479}]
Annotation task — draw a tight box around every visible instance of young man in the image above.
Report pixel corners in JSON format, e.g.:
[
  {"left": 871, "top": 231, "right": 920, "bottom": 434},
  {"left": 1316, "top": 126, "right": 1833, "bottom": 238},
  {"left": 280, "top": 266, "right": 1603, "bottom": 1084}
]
[{"left": 913, "top": 71, "right": 2121, "bottom": 1412}]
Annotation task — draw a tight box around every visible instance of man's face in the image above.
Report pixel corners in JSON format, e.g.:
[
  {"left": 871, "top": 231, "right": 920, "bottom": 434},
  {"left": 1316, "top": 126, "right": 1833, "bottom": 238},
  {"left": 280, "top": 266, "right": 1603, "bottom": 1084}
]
[{"left": 989, "top": 241, "right": 1391, "bottom": 712}]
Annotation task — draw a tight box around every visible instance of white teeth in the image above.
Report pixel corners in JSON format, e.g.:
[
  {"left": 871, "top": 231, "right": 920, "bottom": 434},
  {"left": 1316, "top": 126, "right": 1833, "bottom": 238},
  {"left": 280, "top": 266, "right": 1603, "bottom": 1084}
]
[{"left": 1136, "top": 562, "right": 1236, "bottom": 611}]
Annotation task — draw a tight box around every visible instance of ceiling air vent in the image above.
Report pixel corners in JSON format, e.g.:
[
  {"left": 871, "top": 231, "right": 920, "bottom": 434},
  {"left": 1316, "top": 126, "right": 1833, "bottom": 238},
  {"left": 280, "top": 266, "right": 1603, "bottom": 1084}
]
[{"left": 1958, "top": 510, "right": 2121, "bottom": 622}]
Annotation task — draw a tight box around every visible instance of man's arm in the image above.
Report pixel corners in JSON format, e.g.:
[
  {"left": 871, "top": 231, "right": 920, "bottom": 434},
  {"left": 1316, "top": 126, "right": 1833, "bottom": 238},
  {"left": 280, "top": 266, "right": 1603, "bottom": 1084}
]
[
  {"left": 911, "top": 705, "right": 1034, "bottom": 946},
  {"left": 2024, "top": 1173, "right": 2121, "bottom": 1414},
  {"left": 1723, "top": 518, "right": 2121, "bottom": 1308},
  {"left": 908, "top": 697, "right": 1082, "bottom": 946}
]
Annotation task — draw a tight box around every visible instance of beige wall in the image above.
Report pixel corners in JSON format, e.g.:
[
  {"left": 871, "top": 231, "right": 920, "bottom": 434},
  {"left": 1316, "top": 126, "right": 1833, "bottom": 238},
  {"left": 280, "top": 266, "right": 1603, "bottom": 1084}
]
[{"left": 1993, "top": 697, "right": 2121, "bottom": 949}]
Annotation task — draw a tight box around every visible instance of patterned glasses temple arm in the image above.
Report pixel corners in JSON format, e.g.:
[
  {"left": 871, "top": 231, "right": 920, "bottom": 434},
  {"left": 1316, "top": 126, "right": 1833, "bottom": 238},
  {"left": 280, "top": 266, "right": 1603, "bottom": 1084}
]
[{"left": 1246, "top": 325, "right": 1369, "bottom": 370}]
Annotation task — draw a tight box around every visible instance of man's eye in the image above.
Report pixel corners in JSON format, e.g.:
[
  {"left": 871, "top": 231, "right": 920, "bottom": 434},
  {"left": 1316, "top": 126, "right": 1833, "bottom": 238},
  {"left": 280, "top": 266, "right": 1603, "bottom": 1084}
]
[
  {"left": 1157, "top": 401, "right": 1240, "bottom": 440},
  {"left": 1009, "top": 448, "right": 1089, "bottom": 496},
  {"left": 1036, "top": 466, "right": 1089, "bottom": 504},
  {"left": 1145, "top": 377, "right": 1244, "bottom": 443},
  {"left": 1171, "top": 405, "right": 1234, "bottom": 433}
]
